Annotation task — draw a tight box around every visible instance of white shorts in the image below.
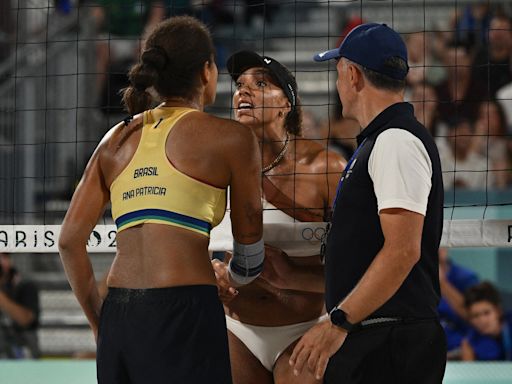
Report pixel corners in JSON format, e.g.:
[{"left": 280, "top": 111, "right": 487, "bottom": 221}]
[{"left": 226, "top": 314, "right": 328, "bottom": 371}]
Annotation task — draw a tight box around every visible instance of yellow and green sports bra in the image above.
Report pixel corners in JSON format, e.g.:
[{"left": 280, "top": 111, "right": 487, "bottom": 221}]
[{"left": 110, "top": 107, "right": 227, "bottom": 237}]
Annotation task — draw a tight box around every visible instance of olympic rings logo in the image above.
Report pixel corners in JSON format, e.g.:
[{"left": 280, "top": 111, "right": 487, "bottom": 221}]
[{"left": 301, "top": 227, "right": 326, "bottom": 241}]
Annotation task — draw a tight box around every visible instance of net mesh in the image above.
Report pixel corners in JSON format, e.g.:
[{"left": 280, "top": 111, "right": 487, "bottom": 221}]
[
  {"left": 1, "top": 0, "right": 510, "bottom": 251},
  {"left": 0, "top": 0, "right": 511, "bottom": 358}
]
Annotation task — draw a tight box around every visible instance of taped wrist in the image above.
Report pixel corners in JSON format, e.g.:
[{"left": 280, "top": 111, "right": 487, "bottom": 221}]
[{"left": 228, "top": 238, "right": 265, "bottom": 285}]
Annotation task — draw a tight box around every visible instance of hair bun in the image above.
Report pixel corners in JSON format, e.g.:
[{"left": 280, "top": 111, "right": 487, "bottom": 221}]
[{"left": 141, "top": 46, "right": 169, "bottom": 71}]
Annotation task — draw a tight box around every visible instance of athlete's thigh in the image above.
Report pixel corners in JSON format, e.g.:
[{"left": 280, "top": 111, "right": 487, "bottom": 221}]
[
  {"left": 273, "top": 339, "right": 322, "bottom": 384},
  {"left": 228, "top": 330, "right": 273, "bottom": 384}
]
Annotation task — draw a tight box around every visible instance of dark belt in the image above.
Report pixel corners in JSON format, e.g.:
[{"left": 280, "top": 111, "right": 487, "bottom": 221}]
[
  {"left": 360, "top": 317, "right": 402, "bottom": 327},
  {"left": 357, "top": 316, "right": 439, "bottom": 330}
]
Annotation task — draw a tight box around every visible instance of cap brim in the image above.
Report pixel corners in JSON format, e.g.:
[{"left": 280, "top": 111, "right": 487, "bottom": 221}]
[
  {"left": 226, "top": 51, "right": 267, "bottom": 81},
  {"left": 313, "top": 48, "right": 340, "bottom": 62}
]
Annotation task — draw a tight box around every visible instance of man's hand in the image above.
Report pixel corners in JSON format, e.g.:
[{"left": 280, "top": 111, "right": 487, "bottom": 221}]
[
  {"left": 289, "top": 319, "right": 347, "bottom": 380},
  {"left": 259, "top": 245, "right": 293, "bottom": 289},
  {"left": 211, "top": 259, "right": 238, "bottom": 304}
]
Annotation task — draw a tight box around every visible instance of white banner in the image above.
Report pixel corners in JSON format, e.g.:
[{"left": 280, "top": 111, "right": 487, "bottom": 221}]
[
  {"left": 0, "top": 220, "right": 511, "bottom": 253},
  {"left": 0, "top": 225, "right": 118, "bottom": 253},
  {"left": 440, "top": 219, "right": 512, "bottom": 248}
]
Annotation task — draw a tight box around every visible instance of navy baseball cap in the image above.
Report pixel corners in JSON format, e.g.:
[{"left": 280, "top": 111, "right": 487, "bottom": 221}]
[
  {"left": 227, "top": 50, "right": 297, "bottom": 111},
  {"left": 314, "top": 23, "right": 409, "bottom": 80}
]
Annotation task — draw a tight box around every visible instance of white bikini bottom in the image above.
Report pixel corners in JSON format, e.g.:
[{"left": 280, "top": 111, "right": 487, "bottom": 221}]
[{"left": 225, "top": 314, "right": 328, "bottom": 371}]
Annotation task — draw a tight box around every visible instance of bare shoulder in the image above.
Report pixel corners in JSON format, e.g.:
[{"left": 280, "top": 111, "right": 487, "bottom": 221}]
[
  {"left": 320, "top": 148, "right": 346, "bottom": 173},
  {"left": 95, "top": 113, "right": 144, "bottom": 173},
  {"left": 193, "top": 112, "right": 258, "bottom": 152},
  {"left": 298, "top": 139, "right": 346, "bottom": 173},
  {"left": 99, "top": 114, "right": 143, "bottom": 154}
]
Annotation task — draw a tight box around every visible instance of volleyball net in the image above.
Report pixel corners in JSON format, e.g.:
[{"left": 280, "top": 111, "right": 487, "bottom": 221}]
[
  {"left": 1, "top": 0, "right": 512, "bottom": 362},
  {"left": 1, "top": 0, "right": 511, "bottom": 253}
]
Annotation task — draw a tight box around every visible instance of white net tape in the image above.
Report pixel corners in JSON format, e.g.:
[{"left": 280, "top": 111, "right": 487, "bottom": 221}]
[{"left": 1, "top": 220, "right": 510, "bottom": 253}]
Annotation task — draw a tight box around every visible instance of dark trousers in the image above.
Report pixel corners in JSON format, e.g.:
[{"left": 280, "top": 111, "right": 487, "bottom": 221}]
[
  {"left": 325, "top": 319, "right": 446, "bottom": 384},
  {"left": 97, "top": 285, "right": 232, "bottom": 384}
]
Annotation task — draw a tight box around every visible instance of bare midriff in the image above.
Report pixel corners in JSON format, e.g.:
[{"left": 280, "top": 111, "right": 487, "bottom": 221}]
[
  {"left": 107, "top": 223, "right": 217, "bottom": 290},
  {"left": 224, "top": 254, "right": 325, "bottom": 326}
]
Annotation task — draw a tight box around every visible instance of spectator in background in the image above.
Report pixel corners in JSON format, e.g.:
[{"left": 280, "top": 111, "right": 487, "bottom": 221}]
[
  {"left": 451, "top": 2, "right": 492, "bottom": 49},
  {"left": 406, "top": 32, "right": 445, "bottom": 87},
  {"left": 436, "top": 45, "right": 488, "bottom": 126},
  {"left": 410, "top": 81, "right": 449, "bottom": 139},
  {"left": 438, "top": 248, "right": 479, "bottom": 359},
  {"left": 438, "top": 118, "right": 489, "bottom": 190},
  {"left": 190, "top": 1, "right": 234, "bottom": 68},
  {"left": 0, "top": 253, "right": 40, "bottom": 359},
  {"left": 322, "top": 14, "right": 367, "bottom": 160},
  {"left": 91, "top": 0, "right": 166, "bottom": 109},
  {"left": 473, "top": 100, "right": 511, "bottom": 188},
  {"left": 472, "top": 14, "right": 512, "bottom": 99},
  {"left": 462, "top": 282, "right": 512, "bottom": 361}
]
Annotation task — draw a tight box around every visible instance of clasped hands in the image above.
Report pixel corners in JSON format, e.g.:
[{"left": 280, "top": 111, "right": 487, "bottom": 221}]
[
  {"left": 211, "top": 245, "right": 347, "bottom": 380},
  {"left": 211, "top": 244, "right": 293, "bottom": 303}
]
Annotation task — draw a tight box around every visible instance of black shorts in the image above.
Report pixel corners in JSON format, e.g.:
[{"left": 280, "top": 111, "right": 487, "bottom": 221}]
[
  {"left": 97, "top": 285, "right": 232, "bottom": 384},
  {"left": 325, "top": 318, "right": 446, "bottom": 384}
]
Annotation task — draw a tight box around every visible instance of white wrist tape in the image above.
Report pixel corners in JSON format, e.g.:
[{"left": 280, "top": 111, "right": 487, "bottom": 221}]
[{"left": 228, "top": 238, "right": 265, "bottom": 285}]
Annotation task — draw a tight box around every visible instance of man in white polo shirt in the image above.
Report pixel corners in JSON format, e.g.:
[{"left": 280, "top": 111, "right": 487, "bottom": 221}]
[{"left": 290, "top": 23, "right": 446, "bottom": 383}]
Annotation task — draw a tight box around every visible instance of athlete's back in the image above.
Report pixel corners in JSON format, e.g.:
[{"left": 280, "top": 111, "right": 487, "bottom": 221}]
[
  {"left": 100, "top": 106, "right": 261, "bottom": 288},
  {"left": 59, "top": 16, "right": 262, "bottom": 384}
]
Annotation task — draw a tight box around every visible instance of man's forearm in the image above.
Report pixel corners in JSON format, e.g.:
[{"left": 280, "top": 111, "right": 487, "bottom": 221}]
[{"left": 338, "top": 245, "right": 419, "bottom": 324}]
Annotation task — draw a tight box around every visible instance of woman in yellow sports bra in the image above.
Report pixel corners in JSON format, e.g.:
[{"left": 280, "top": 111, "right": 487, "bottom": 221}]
[{"left": 58, "top": 16, "right": 263, "bottom": 384}]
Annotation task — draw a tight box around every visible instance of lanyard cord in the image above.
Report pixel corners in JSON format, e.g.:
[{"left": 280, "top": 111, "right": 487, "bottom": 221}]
[
  {"left": 321, "top": 138, "right": 367, "bottom": 260},
  {"left": 332, "top": 138, "right": 367, "bottom": 211}
]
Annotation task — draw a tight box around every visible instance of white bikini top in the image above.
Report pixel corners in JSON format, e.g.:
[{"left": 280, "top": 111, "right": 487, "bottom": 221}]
[
  {"left": 262, "top": 199, "right": 295, "bottom": 223},
  {"left": 209, "top": 195, "right": 324, "bottom": 257}
]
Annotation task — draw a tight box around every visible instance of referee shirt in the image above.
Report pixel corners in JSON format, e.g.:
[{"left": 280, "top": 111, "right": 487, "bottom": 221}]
[{"left": 324, "top": 102, "right": 444, "bottom": 319}]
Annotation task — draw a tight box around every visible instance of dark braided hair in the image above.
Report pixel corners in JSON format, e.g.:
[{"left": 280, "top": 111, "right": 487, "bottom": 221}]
[{"left": 122, "top": 16, "right": 216, "bottom": 115}]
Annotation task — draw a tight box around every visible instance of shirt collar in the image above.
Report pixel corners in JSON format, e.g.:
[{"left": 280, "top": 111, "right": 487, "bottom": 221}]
[{"left": 356, "top": 102, "right": 414, "bottom": 145}]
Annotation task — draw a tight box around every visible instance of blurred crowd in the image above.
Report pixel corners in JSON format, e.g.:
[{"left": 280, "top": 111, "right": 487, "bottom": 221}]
[
  {"left": 0, "top": 0, "right": 512, "bottom": 361},
  {"left": 1, "top": 1, "right": 511, "bottom": 191},
  {"left": 439, "top": 249, "right": 512, "bottom": 361},
  {"left": 67, "top": 0, "right": 280, "bottom": 111},
  {"left": 0, "top": 253, "right": 40, "bottom": 359},
  {"left": 305, "top": 3, "right": 512, "bottom": 191}
]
